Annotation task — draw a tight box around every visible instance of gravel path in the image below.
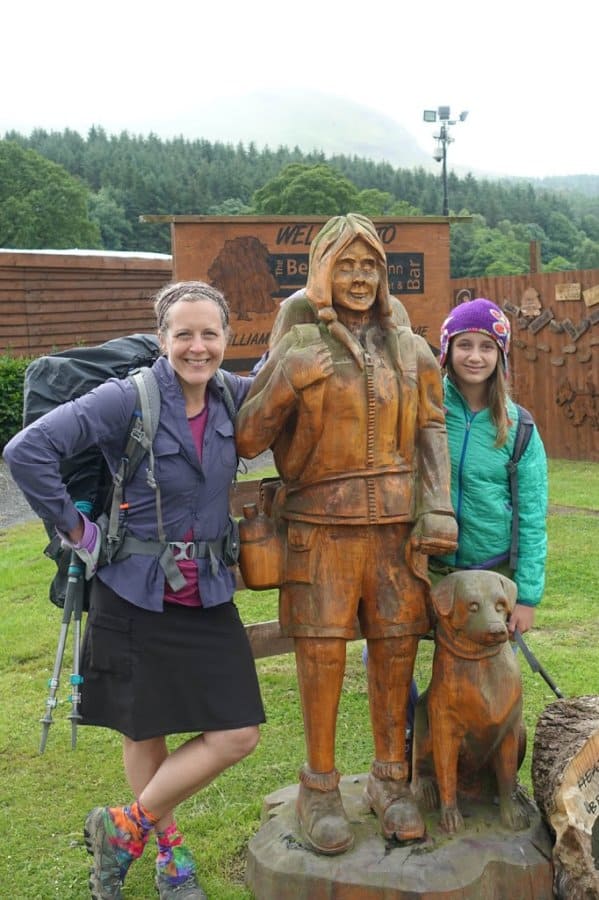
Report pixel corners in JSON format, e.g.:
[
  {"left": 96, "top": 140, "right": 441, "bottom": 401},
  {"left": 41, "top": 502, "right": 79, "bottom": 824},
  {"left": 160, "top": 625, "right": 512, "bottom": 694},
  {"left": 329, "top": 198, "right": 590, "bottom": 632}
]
[{"left": 0, "top": 459, "right": 38, "bottom": 530}]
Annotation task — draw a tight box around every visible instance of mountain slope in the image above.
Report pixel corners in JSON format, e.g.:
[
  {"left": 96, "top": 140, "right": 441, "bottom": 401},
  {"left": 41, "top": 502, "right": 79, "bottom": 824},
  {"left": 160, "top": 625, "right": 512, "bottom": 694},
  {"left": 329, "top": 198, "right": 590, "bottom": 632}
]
[{"left": 170, "top": 90, "right": 432, "bottom": 169}]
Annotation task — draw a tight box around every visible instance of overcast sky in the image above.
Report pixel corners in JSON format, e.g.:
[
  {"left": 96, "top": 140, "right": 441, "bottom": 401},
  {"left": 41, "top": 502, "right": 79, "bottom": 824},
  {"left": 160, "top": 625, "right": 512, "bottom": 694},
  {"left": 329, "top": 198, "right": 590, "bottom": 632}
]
[{"left": 4, "top": 0, "right": 597, "bottom": 178}]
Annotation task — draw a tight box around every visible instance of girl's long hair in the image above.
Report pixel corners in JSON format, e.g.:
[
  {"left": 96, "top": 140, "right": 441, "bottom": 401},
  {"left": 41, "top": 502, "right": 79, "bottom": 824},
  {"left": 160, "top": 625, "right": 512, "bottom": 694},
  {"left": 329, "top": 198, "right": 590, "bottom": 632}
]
[{"left": 446, "top": 354, "right": 512, "bottom": 447}]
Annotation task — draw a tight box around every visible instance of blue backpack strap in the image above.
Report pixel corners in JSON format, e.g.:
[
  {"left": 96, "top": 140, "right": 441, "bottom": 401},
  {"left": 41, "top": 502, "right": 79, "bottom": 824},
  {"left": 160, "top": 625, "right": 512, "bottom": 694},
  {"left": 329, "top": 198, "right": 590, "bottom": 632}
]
[{"left": 506, "top": 404, "right": 534, "bottom": 570}]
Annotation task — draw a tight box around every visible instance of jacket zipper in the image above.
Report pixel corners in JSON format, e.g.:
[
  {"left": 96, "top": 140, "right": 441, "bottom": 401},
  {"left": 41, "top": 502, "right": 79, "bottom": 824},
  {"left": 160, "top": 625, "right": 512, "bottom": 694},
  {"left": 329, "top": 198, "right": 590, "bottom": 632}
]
[{"left": 364, "top": 352, "right": 377, "bottom": 522}]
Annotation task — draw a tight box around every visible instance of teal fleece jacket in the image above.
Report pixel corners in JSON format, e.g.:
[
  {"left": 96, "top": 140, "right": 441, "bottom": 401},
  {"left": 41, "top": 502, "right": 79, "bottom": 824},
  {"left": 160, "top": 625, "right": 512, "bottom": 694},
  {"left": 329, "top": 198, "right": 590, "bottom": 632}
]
[{"left": 433, "top": 376, "right": 548, "bottom": 606}]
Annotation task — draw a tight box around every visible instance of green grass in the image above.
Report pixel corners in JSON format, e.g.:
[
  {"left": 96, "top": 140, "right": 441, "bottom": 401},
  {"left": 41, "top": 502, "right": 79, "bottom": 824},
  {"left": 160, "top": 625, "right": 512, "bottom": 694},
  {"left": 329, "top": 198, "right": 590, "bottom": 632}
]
[
  {"left": 547, "top": 458, "right": 599, "bottom": 508},
  {"left": 1, "top": 460, "right": 598, "bottom": 898}
]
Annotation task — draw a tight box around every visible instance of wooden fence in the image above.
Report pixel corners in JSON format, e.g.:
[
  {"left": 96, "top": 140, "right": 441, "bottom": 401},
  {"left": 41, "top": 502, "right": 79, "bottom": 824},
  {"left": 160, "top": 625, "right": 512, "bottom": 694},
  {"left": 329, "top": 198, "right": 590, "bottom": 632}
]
[{"left": 0, "top": 250, "right": 172, "bottom": 356}]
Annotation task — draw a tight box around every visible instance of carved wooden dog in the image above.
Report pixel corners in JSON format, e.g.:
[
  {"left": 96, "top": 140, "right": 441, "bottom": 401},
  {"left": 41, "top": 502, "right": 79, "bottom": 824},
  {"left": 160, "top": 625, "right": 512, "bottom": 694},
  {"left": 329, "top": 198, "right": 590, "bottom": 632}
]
[{"left": 411, "top": 570, "right": 529, "bottom": 833}]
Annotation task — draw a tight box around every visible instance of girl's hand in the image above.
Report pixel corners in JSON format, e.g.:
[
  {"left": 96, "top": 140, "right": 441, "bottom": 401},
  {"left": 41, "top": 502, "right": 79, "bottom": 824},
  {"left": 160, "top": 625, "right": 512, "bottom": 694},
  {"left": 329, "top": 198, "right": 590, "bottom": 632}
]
[{"left": 508, "top": 603, "right": 535, "bottom": 635}]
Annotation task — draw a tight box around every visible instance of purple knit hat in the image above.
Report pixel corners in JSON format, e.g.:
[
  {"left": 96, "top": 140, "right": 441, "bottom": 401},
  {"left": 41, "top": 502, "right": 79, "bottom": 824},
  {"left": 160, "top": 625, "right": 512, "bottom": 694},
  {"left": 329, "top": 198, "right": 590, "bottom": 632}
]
[{"left": 439, "top": 298, "right": 511, "bottom": 370}]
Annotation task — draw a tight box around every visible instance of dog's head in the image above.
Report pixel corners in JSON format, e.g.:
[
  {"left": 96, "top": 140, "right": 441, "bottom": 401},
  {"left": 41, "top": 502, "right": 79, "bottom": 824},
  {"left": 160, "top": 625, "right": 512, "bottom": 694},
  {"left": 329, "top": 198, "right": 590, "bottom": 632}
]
[{"left": 431, "top": 570, "right": 518, "bottom": 646}]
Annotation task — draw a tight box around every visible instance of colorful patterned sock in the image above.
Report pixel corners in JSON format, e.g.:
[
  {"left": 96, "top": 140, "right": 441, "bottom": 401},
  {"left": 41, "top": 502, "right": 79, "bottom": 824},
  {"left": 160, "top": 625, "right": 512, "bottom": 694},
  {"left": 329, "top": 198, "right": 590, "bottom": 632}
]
[
  {"left": 156, "top": 822, "right": 197, "bottom": 886},
  {"left": 105, "top": 799, "right": 158, "bottom": 872}
]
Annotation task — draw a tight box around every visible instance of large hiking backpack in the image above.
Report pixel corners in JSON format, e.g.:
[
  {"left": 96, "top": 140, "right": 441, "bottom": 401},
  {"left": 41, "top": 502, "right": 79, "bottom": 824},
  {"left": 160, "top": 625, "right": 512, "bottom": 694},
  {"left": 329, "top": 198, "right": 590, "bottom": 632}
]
[
  {"left": 23, "top": 334, "right": 238, "bottom": 608},
  {"left": 23, "top": 334, "right": 161, "bottom": 607}
]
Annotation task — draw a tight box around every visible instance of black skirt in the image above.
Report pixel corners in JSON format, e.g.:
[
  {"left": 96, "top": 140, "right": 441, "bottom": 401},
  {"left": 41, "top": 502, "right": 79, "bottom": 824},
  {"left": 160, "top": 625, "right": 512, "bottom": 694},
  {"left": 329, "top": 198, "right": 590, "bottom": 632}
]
[{"left": 79, "top": 578, "right": 266, "bottom": 741}]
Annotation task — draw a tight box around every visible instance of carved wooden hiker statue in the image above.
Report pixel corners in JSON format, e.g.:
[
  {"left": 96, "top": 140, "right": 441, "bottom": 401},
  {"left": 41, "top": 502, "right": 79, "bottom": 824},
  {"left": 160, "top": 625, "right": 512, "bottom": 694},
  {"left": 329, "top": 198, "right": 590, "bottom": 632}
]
[{"left": 236, "top": 213, "right": 458, "bottom": 854}]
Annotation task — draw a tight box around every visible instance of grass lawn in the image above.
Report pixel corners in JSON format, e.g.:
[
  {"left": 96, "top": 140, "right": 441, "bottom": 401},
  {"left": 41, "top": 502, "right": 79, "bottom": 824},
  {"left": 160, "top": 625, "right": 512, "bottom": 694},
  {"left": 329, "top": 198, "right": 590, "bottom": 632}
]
[{"left": 0, "top": 459, "right": 597, "bottom": 898}]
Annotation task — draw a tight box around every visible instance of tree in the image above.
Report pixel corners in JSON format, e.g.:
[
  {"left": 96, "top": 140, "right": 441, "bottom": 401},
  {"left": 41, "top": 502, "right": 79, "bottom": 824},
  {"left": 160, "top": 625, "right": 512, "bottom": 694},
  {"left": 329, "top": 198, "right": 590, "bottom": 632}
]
[
  {"left": 469, "top": 230, "right": 529, "bottom": 276},
  {"left": 544, "top": 211, "right": 583, "bottom": 260},
  {"left": 352, "top": 189, "right": 421, "bottom": 217},
  {"left": 252, "top": 163, "right": 359, "bottom": 215},
  {"left": 355, "top": 188, "right": 395, "bottom": 216},
  {"left": 544, "top": 255, "right": 576, "bottom": 272},
  {"left": 88, "top": 186, "right": 133, "bottom": 250},
  {"left": 0, "top": 140, "right": 100, "bottom": 249},
  {"left": 207, "top": 198, "right": 253, "bottom": 215},
  {"left": 574, "top": 237, "right": 599, "bottom": 270}
]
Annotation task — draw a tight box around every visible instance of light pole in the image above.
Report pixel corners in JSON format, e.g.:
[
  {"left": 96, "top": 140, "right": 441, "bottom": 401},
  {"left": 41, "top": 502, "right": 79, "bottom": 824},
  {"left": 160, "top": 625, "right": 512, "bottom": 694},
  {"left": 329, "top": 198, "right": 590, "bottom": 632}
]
[{"left": 423, "top": 107, "right": 468, "bottom": 216}]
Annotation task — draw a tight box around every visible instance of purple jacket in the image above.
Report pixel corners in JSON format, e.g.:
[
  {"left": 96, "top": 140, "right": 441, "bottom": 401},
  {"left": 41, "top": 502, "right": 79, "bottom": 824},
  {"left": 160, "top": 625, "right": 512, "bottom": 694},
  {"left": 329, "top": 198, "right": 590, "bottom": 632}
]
[{"left": 3, "top": 356, "right": 252, "bottom": 612}]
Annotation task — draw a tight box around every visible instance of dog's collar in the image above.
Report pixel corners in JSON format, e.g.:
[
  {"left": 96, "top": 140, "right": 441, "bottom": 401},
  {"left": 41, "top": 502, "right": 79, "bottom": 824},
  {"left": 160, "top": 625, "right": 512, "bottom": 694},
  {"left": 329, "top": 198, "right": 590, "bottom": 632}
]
[{"left": 435, "top": 628, "right": 506, "bottom": 661}]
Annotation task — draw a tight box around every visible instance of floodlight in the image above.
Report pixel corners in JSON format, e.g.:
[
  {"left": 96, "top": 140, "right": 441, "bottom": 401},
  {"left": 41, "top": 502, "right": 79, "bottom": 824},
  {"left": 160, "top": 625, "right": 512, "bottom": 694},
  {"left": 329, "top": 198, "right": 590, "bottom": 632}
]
[{"left": 422, "top": 103, "right": 468, "bottom": 215}]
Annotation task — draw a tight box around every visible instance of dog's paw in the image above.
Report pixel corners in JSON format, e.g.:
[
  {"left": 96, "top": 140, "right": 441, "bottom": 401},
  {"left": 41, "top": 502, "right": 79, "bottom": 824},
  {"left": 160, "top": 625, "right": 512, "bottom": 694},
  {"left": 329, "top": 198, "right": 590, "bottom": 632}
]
[
  {"left": 412, "top": 776, "right": 439, "bottom": 811},
  {"left": 499, "top": 796, "right": 531, "bottom": 831},
  {"left": 440, "top": 804, "right": 464, "bottom": 833}
]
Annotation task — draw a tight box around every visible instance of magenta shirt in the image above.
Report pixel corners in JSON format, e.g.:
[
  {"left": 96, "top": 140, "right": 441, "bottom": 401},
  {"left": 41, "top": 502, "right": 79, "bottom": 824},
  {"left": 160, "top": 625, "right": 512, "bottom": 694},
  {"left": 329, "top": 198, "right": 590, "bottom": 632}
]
[{"left": 163, "top": 402, "right": 209, "bottom": 607}]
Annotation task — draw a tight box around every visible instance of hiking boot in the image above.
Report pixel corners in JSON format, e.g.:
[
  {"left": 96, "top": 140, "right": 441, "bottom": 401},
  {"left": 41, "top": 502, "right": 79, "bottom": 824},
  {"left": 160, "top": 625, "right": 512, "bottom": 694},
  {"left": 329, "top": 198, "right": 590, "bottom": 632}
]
[
  {"left": 295, "top": 765, "right": 354, "bottom": 856},
  {"left": 155, "top": 868, "right": 208, "bottom": 898},
  {"left": 364, "top": 771, "right": 425, "bottom": 842},
  {"left": 84, "top": 806, "right": 136, "bottom": 899}
]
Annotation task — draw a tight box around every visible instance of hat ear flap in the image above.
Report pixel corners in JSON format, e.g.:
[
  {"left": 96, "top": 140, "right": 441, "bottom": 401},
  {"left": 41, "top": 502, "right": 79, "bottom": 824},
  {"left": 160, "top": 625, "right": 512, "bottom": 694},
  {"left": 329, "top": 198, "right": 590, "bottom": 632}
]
[{"left": 432, "top": 573, "right": 457, "bottom": 618}]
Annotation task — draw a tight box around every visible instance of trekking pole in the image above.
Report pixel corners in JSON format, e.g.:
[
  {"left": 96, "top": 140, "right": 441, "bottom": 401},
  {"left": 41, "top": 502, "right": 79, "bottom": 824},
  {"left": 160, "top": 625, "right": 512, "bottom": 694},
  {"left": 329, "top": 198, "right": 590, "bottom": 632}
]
[
  {"left": 513, "top": 628, "right": 565, "bottom": 699},
  {"left": 39, "top": 551, "right": 85, "bottom": 752},
  {"left": 66, "top": 556, "right": 85, "bottom": 749},
  {"left": 40, "top": 551, "right": 75, "bottom": 753}
]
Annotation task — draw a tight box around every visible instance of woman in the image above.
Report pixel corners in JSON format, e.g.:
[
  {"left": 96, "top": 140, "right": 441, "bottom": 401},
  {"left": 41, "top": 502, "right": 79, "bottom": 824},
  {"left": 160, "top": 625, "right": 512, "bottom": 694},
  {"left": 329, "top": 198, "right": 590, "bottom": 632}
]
[
  {"left": 3, "top": 281, "right": 265, "bottom": 900},
  {"left": 432, "top": 296, "right": 548, "bottom": 634}
]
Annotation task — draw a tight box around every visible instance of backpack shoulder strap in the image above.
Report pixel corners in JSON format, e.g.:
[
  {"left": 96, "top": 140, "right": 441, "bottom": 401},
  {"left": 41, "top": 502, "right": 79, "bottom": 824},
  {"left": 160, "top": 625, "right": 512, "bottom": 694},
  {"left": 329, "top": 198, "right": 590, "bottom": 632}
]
[
  {"left": 105, "top": 367, "right": 163, "bottom": 554},
  {"left": 506, "top": 404, "right": 535, "bottom": 570},
  {"left": 511, "top": 404, "right": 534, "bottom": 465},
  {"left": 214, "top": 368, "right": 238, "bottom": 422}
]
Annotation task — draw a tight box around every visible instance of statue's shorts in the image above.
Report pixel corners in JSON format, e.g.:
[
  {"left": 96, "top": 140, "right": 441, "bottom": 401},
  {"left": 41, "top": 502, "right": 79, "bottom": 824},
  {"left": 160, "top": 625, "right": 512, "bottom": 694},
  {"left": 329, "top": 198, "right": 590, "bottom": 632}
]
[{"left": 279, "top": 521, "right": 431, "bottom": 639}]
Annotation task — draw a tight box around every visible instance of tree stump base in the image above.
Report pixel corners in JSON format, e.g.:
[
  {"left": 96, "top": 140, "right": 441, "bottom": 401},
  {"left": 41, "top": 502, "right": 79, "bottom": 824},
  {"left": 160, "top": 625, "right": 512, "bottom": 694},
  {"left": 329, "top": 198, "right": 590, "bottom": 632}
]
[
  {"left": 532, "top": 695, "right": 599, "bottom": 899},
  {"left": 246, "top": 774, "right": 554, "bottom": 899}
]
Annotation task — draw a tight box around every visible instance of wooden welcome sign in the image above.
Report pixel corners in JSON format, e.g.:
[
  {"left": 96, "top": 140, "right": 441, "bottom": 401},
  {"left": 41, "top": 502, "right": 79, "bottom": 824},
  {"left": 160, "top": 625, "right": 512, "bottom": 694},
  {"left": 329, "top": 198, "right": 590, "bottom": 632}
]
[{"left": 142, "top": 215, "right": 453, "bottom": 372}]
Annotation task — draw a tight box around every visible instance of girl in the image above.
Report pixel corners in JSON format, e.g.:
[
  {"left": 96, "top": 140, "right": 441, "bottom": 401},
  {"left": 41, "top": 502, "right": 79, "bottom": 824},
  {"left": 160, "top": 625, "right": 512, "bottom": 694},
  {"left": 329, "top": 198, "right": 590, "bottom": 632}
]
[{"left": 432, "top": 296, "right": 548, "bottom": 634}]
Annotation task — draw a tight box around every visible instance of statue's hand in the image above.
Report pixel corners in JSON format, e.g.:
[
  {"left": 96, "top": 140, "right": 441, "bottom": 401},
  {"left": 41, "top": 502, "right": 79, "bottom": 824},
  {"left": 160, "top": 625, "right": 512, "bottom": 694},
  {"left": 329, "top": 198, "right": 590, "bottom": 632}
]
[
  {"left": 411, "top": 512, "right": 458, "bottom": 556},
  {"left": 281, "top": 342, "right": 334, "bottom": 392}
]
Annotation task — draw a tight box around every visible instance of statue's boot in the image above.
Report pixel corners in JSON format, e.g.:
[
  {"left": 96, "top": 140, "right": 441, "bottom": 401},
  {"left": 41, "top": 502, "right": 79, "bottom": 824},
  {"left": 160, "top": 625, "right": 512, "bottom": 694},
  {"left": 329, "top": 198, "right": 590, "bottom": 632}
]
[
  {"left": 365, "top": 761, "right": 425, "bottom": 842},
  {"left": 296, "top": 765, "right": 354, "bottom": 855}
]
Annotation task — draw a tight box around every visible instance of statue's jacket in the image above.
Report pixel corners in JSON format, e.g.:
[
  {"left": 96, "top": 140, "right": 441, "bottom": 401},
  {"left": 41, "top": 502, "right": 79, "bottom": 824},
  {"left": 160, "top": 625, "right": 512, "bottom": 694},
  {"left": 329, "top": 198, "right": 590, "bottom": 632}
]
[{"left": 236, "top": 291, "right": 454, "bottom": 529}]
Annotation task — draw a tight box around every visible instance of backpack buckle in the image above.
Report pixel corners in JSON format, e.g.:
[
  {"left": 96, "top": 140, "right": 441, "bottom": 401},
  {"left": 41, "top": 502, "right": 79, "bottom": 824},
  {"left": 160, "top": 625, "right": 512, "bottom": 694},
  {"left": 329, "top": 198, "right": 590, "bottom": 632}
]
[{"left": 169, "top": 541, "right": 197, "bottom": 561}]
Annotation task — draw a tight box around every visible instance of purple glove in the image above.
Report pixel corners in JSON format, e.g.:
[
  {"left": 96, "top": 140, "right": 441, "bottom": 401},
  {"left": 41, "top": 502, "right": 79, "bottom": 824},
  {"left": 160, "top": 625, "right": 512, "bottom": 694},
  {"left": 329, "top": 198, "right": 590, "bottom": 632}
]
[{"left": 58, "top": 513, "right": 102, "bottom": 580}]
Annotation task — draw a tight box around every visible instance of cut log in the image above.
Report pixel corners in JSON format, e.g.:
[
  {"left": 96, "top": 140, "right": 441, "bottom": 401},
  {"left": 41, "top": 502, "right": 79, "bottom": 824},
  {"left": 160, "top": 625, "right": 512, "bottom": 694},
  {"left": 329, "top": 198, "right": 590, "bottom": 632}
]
[{"left": 532, "top": 695, "right": 599, "bottom": 899}]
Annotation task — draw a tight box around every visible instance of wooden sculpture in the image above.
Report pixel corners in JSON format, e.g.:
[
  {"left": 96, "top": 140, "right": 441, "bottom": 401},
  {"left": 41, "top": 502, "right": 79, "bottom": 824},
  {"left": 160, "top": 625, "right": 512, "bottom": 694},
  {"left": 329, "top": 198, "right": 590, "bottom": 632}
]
[
  {"left": 236, "top": 213, "right": 457, "bottom": 854},
  {"left": 411, "top": 570, "right": 529, "bottom": 833}
]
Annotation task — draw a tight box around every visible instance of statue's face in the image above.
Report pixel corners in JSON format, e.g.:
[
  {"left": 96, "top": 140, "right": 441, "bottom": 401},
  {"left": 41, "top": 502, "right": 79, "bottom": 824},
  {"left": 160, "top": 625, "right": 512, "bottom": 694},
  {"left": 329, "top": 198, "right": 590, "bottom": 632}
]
[{"left": 331, "top": 238, "right": 380, "bottom": 311}]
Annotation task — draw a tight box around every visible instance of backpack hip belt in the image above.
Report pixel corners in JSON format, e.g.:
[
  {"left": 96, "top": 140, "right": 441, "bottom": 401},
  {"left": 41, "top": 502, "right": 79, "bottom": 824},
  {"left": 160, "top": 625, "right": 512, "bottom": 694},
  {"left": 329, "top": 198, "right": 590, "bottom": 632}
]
[
  {"left": 120, "top": 534, "right": 227, "bottom": 561},
  {"left": 118, "top": 535, "right": 225, "bottom": 589},
  {"left": 107, "top": 514, "right": 241, "bottom": 592}
]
